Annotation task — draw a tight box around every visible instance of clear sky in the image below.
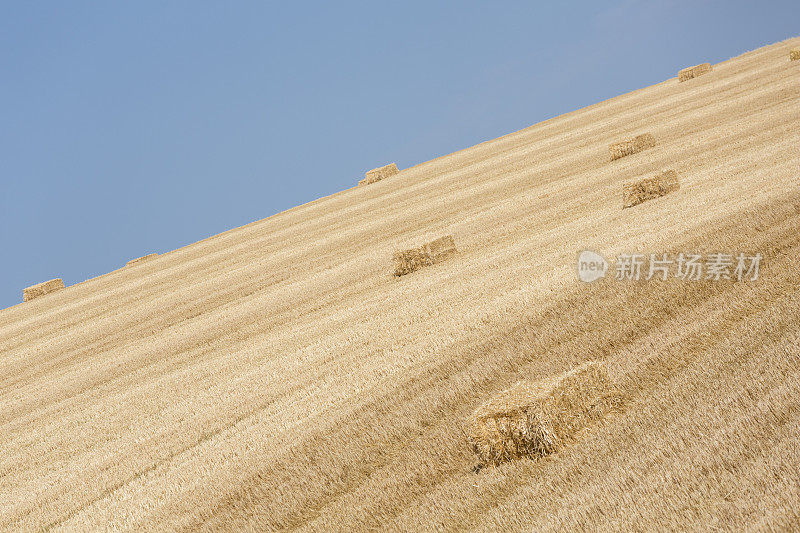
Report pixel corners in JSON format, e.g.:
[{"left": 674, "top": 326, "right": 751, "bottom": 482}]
[{"left": 1, "top": 1, "right": 797, "bottom": 310}]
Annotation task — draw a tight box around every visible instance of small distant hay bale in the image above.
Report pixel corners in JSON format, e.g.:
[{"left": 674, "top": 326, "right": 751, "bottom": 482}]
[
  {"left": 126, "top": 253, "right": 158, "bottom": 267},
  {"left": 359, "top": 163, "right": 399, "bottom": 186},
  {"left": 393, "top": 235, "right": 456, "bottom": 277},
  {"left": 422, "top": 235, "right": 457, "bottom": 264},
  {"left": 609, "top": 133, "right": 656, "bottom": 161},
  {"left": 23, "top": 278, "right": 65, "bottom": 302},
  {"left": 467, "top": 361, "right": 618, "bottom": 466},
  {"left": 622, "top": 169, "right": 680, "bottom": 208},
  {"left": 791, "top": 49, "right": 800, "bottom": 61},
  {"left": 678, "top": 62, "right": 712, "bottom": 82},
  {"left": 393, "top": 248, "right": 430, "bottom": 277}
]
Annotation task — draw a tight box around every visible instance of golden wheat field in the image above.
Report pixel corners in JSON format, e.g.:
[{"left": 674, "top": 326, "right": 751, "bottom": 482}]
[{"left": 2, "top": 37, "right": 799, "bottom": 531}]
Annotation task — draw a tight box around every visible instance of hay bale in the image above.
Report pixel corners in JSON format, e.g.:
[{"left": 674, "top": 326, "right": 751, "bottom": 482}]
[
  {"left": 393, "top": 235, "right": 457, "bottom": 277},
  {"left": 678, "top": 62, "right": 712, "bottom": 82},
  {"left": 422, "top": 235, "right": 457, "bottom": 263},
  {"left": 791, "top": 49, "right": 800, "bottom": 61},
  {"left": 609, "top": 133, "right": 656, "bottom": 161},
  {"left": 359, "top": 163, "right": 399, "bottom": 186},
  {"left": 393, "top": 248, "right": 430, "bottom": 277},
  {"left": 23, "top": 278, "right": 65, "bottom": 302},
  {"left": 126, "top": 253, "right": 158, "bottom": 267},
  {"left": 622, "top": 169, "right": 680, "bottom": 208},
  {"left": 467, "top": 361, "right": 618, "bottom": 466}
]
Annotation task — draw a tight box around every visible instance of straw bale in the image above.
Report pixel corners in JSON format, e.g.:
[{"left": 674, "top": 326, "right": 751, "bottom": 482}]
[
  {"left": 609, "top": 133, "right": 656, "bottom": 161},
  {"left": 393, "top": 235, "right": 457, "bottom": 277},
  {"left": 126, "top": 253, "right": 158, "bottom": 267},
  {"left": 23, "top": 278, "right": 65, "bottom": 302},
  {"left": 467, "top": 361, "right": 618, "bottom": 466},
  {"left": 360, "top": 163, "right": 399, "bottom": 186},
  {"left": 678, "top": 63, "right": 712, "bottom": 82},
  {"left": 622, "top": 169, "right": 679, "bottom": 208}
]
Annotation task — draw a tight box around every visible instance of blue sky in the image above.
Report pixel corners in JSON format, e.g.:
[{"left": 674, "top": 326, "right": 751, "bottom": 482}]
[{"left": 1, "top": 1, "right": 797, "bottom": 309}]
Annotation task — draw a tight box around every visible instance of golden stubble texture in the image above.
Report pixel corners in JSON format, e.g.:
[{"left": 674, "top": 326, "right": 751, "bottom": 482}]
[{"left": 1, "top": 36, "right": 799, "bottom": 532}]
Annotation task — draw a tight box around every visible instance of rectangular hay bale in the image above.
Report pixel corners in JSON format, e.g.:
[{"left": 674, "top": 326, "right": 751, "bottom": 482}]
[
  {"left": 126, "top": 253, "right": 158, "bottom": 267},
  {"left": 359, "top": 163, "right": 399, "bottom": 186},
  {"left": 609, "top": 133, "right": 656, "bottom": 161},
  {"left": 422, "top": 235, "right": 457, "bottom": 263},
  {"left": 678, "top": 62, "right": 712, "bottom": 82},
  {"left": 791, "top": 49, "right": 800, "bottom": 61},
  {"left": 392, "top": 248, "right": 430, "bottom": 277},
  {"left": 393, "top": 234, "right": 457, "bottom": 277},
  {"left": 23, "top": 278, "right": 65, "bottom": 302},
  {"left": 622, "top": 169, "right": 679, "bottom": 208},
  {"left": 467, "top": 361, "right": 618, "bottom": 466}
]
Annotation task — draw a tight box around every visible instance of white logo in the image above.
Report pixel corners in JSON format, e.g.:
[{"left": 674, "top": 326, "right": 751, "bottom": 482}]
[{"left": 577, "top": 250, "right": 608, "bottom": 283}]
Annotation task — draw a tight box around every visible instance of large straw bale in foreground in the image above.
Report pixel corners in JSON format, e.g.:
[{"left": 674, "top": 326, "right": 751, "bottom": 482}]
[
  {"left": 609, "top": 133, "right": 656, "bottom": 161},
  {"left": 467, "top": 361, "right": 618, "bottom": 466},
  {"left": 23, "top": 278, "right": 65, "bottom": 302},
  {"left": 678, "top": 63, "right": 712, "bottom": 82},
  {"left": 623, "top": 169, "right": 680, "bottom": 208},
  {"left": 359, "top": 163, "right": 399, "bottom": 186},
  {"left": 126, "top": 253, "right": 158, "bottom": 267},
  {"left": 791, "top": 49, "right": 800, "bottom": 61},
  {"left": 393, "top": 235, "right": 456, "bottom": 277}
]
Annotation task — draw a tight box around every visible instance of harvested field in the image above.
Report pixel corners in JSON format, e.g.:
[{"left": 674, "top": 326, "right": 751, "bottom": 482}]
[
  {"left": 678, "top": 62, "right": 712, "bottom": 82},
  {"left": 359, "top": 163, "right": 399, "bottom": 186},
  {"left": 609, "top": 132, "right": 656, "bottom": 161},
  {"left": 22, "top": 278, "right": 65, "bottom": 302},
  {"left": 126, "top": 253, "right": 158, "bottom": 267},
  {"left": 1, "top": 36, "right": 800, "bottom": 531},
  {"left": 622, "top": 169, "right": 680, "bottom": 208},
  {"left": 467, "top": 361, "right": 619, "bottom": 466},
  {"left": 393, "top": 235, "right": 456, "bottom": 276}
]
